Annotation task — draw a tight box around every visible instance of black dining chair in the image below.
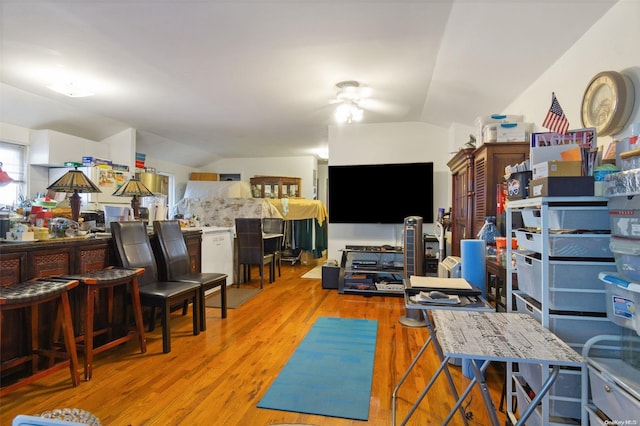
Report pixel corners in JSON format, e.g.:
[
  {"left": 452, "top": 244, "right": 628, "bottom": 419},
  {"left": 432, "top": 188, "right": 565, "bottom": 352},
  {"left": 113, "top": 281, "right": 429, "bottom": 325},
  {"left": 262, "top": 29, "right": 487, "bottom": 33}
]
[
  {"left": 235, "top": 218, "right": 274, "bottom": 289},
  {"left": 262, "top": 217, "right": 284, "bottom": 279},
  {"left": 110, "top": 221, "right": 201, "bottom": 353},
  {"left": 153, "top": 220, "right": 228, "bottom": 331}
]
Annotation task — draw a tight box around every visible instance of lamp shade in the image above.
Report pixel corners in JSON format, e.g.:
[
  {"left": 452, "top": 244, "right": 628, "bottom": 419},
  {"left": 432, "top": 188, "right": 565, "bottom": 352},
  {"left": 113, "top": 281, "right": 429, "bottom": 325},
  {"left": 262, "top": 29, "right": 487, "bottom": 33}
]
[
  {"left": 111, "top": 178, "right": 154, "bottom": 198},
  {"left": 112, "top": 177, "right": 154, "bottom": 219},
  {"left": 47, "top": 169, "right": 101, "bottom": 194},
  {"left": 46, "top": 162, "right": 101, "bottom": 224}
]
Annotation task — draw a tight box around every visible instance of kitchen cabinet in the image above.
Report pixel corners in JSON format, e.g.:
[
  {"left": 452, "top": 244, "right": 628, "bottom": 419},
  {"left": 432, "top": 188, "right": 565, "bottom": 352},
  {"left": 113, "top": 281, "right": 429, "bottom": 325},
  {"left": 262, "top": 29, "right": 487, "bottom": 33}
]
[
  {"left": 250, "top": 176, "right": 301, "bottom": 198},
  {"left": 447, "top": 142, "right": 529, "bottom": 256},
  {"left": 30, "top": 129, "right": 109, "bottom": 167},
  {"left": 0, "top": 229, "right": 202, "bottom": 378},
  {"left": 505, "top": 196, "right": 622, "bottom": 425}
]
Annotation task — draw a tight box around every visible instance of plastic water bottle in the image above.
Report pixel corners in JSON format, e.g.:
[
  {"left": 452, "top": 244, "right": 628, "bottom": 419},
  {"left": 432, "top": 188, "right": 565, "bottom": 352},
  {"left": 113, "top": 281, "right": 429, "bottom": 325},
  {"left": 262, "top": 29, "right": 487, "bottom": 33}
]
[{"left": 477, "top": 216, "right": 499, "bottom": 256}]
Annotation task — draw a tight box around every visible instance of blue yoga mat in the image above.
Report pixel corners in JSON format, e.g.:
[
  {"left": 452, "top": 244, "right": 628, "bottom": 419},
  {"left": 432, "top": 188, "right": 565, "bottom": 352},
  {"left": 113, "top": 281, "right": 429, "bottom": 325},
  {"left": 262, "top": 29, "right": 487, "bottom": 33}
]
[{"left": 257, "top": 316, "right": 378, "bottom": 420}]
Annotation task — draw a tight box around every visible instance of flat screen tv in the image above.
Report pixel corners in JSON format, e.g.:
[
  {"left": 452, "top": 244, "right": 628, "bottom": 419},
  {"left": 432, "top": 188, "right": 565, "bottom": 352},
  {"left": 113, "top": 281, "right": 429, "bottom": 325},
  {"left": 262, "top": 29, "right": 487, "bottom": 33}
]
[{"left": 328, "top": 162, "right": 434, "bottom": 224}]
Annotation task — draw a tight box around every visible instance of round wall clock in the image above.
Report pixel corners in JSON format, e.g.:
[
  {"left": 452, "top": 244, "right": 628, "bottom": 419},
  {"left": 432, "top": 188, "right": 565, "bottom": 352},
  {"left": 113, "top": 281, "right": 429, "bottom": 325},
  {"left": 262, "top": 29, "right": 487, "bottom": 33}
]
[{"left": 581, "top": 70, "right": 635, "bottom": 137}]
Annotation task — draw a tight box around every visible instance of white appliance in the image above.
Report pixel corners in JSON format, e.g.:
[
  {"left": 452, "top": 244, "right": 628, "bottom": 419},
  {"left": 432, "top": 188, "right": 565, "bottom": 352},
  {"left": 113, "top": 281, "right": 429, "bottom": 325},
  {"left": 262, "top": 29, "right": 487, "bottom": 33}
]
[
  {"left": 200, "top": 226, "right": 235, "bottom": 291},
  {"left": 49, "top": 166, "right": 131, "bottom": 209},
  {"left": 438, "top": 256, "right": 462, "bottom": 278},
  {"left": 142, "top": 194, "right": 168, "bottom": 221}
]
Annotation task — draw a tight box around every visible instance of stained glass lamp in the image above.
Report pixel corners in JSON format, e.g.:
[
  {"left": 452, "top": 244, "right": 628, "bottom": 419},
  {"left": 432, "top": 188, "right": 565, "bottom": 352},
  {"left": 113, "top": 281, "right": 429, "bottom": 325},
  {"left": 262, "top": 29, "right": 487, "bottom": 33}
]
[
  {"left": 47, "top": 162, "right": 101, "bottom": 223},
  {"left": 112, "top": 177, "right": 154, "bottom": 219}
]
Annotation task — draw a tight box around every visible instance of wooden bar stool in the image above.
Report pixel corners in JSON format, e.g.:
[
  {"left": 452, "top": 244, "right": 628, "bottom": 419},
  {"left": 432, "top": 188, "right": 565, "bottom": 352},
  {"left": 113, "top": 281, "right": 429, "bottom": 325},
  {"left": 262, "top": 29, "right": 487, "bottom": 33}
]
[
  {"left": 60, "top": 267, "right": 147, "bottom": 381},
  {"left": 0, "top": 278, "right": 81, "bottom": 396}
]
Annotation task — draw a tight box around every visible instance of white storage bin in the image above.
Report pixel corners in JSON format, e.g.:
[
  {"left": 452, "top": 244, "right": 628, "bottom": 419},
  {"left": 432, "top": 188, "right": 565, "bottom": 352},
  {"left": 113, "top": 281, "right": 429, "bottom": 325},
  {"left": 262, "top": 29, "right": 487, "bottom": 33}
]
[
  {"left": 515, "top": 294, "right": 622, "bottom": 352},
  {"left": 521, "top": 207, "right": 610, "bottom": 230},
  {"left": 514, "top": 252, "right": 617, "bottom": 311},
  {"left": 608, "top": 195, "right": 640, "bottom": 239},
  {"left": 610, "top": 236, "right": 640, "bottom": 282},
  {"left": 515, "top": 230, "right": 613, "bottom": 258},
  {"left": 599, "top": 272, "right": 640, "bottom": 335},
  {"left": 474, "top": 114, "right": 524, "bottom": 128},
  {"left": 519, "top": 362, "right": 582, "bottom": 419},
  {"left": 589, "top": 364, "right": 640, "bottom": 420}
]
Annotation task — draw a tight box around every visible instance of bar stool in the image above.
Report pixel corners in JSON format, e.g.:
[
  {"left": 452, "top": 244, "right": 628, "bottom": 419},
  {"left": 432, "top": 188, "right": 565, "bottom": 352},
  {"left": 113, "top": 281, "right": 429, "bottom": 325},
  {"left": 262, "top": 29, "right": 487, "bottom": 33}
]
[
  {"left": 0, "top": 278, "right": 81, "bottom": 396},
  {"left": 59, "top": 267, "right": 147, "bottom": 381}
]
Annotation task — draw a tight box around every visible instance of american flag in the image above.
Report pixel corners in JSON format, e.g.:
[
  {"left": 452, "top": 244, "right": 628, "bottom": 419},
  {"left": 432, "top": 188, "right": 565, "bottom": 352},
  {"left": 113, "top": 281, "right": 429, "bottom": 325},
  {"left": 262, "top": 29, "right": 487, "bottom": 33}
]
[{"left": 542, "top": 93, "right": 569, "bottom": 135}]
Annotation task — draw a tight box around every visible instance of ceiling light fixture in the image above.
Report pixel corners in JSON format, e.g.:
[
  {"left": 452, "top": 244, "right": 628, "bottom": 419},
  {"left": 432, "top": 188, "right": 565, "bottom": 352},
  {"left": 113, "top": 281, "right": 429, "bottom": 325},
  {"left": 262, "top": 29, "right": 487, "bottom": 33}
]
[
  {"left": 47, "top": 81, "right": 95, "bottom": 98},
  {"left": 334, "top": 80, "right": 369, "bottom": 124}
]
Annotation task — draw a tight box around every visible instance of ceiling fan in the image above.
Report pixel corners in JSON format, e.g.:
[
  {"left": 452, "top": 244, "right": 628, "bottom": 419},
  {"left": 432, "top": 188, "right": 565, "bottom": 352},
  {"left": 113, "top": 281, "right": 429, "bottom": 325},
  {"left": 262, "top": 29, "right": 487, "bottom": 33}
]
[{"left": 330, "top": 80, "right": 408, "bottom": 123}]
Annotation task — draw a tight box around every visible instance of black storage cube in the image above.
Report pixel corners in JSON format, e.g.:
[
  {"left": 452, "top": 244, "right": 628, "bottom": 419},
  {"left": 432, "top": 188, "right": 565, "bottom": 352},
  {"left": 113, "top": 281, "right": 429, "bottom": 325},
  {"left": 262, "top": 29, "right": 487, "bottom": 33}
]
[{"left": 322, "top": 264, "right": 340, "bottom": 289}]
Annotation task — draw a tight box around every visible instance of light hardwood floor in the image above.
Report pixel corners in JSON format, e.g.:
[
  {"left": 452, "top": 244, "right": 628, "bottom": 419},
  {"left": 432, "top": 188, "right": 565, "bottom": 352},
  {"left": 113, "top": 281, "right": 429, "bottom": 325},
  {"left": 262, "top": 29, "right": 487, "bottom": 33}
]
[{"left": 1, "top": 261, "right": 507, "bottom": 426}]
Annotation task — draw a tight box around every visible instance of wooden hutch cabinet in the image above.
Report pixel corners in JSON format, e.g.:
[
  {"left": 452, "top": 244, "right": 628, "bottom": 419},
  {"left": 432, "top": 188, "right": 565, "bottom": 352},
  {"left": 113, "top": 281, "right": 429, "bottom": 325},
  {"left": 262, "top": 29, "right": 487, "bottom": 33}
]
[
  {"left": 447, "top": 148, "right": 475, "bottom": 257},
  {"left": 447, "top": 142, "right": 529, "bottom": 256},
  {"left": 250, "top": 176, "right": 301, "bottom": 198}
]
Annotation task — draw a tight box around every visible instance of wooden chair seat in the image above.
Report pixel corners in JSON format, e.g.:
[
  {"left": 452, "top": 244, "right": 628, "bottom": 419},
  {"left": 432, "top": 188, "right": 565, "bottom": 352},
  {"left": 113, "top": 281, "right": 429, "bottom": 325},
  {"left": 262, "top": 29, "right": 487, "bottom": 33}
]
[
  {"left": 0, "top": 279, "right": 81, "bottom": 396},
  {"left": 59, "top": 267, "right": 147, "bottom": 380}
]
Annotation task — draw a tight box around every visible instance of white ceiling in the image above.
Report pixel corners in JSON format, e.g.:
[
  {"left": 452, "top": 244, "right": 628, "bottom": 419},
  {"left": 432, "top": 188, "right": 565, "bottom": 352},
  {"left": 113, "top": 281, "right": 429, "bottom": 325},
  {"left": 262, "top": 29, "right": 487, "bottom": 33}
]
[{"left": 0, "top": 0, "right": 618, "bottom": 167}]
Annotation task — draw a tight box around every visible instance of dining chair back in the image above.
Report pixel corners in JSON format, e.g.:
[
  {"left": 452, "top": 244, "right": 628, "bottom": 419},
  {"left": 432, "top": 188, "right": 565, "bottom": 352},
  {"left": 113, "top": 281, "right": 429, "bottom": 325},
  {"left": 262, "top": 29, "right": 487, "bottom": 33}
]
[
  {"left": 153, "top": 220, "right": 227, "bottom": 331},
  {"left": 235, "top": 218, "right": 274, "bottom": 289},
  {"left": 110, "top": 221, "right": 201, "bottom": 353},
  {"left": 262, "top": 217, "right": 284, "bottom": 278}
]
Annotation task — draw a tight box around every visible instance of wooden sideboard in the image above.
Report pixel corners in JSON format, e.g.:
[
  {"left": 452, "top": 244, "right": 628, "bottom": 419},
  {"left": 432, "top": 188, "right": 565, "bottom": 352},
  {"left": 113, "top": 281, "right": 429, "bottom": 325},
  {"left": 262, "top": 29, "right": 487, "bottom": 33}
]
[{"left": 0, "top": 229, "right": 202, "bottom": 381}]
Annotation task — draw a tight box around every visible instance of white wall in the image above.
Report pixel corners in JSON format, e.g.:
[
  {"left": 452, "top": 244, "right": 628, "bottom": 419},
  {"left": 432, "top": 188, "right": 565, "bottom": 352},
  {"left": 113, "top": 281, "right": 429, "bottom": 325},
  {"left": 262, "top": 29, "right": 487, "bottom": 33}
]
[
  {"left": 505, "top": 0, "right": 640, "bottom": 151},
  {"left": 101, "top": 129, "right": 136, "bottom": 173},
  {"left": 201, "top": 156, "right": 318, "bottom": 199},
  {"left": 326, "top": 121, "right": 450, "bottom": 262},
  {"left": 325, "top": 0, "right": 640, "bottom": 262}
]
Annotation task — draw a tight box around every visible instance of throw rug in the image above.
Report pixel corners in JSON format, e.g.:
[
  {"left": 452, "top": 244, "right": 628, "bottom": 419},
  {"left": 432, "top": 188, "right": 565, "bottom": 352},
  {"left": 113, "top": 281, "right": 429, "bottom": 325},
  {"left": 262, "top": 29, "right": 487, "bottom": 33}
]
[
  {"left": 257, "top": 316, "right": 378, "bottom": 420},
  {"left": 300, "top": 265, "right": 322, "bottom": 279},
  {"left": 205, "top": 287, "right": 261, "bottom": 309}
]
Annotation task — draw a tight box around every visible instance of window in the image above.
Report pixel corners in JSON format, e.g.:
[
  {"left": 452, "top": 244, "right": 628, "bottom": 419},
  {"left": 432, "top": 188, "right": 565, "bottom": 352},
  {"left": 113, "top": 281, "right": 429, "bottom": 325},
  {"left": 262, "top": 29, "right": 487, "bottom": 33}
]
[{"left": 0, "top": 142, "right": 26, "bottom": 207}]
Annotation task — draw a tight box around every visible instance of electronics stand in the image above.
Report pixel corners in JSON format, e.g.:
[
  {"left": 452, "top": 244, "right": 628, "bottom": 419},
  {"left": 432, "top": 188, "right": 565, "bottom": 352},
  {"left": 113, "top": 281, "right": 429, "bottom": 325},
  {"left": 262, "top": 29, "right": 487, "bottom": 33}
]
[{"left": 399, "top": 216, "right": 426, "bottom": 328}]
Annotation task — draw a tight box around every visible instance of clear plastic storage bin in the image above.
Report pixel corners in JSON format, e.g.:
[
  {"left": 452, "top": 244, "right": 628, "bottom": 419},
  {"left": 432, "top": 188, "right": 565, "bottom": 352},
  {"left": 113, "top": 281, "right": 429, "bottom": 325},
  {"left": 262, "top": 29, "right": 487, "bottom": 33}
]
[
  {"left": 599, "top": 272, "right": 640, "bottom": 335},
  {"left": 521, "top": 207, "right": 609, "bottom": 230},
  {"left": 514, "top": 252, "right": 617, "bottom": 311},
  {"left": 610, "top": 236, "right": 640, "bottom": 282},
  {"left": 515, "top": 230, "right": 612, "bottom": 258},
  {"left": 515, "top": 294, "right": 622, "bottom": 352}
]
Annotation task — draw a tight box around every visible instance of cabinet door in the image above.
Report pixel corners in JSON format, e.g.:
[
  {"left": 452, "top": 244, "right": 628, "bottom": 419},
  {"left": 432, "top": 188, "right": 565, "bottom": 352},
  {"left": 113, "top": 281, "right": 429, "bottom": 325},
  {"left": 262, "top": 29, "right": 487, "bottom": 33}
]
[
  {"left": 472, "top": 143, "right": 529, "bottom": 237},
  {"left": 447, "top": 148, "right": 474, "bottom": 257}
]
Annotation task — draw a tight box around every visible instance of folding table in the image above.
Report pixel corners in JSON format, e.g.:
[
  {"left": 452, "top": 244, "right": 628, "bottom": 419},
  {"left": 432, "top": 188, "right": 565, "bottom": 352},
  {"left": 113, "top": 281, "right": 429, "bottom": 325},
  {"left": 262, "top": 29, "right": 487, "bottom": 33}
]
[
  {"left": 392, "top": 284, "right": 493, "bottom": 426},
  {"left": 430, "top": 311, "right": 586, "bottom": 425}
]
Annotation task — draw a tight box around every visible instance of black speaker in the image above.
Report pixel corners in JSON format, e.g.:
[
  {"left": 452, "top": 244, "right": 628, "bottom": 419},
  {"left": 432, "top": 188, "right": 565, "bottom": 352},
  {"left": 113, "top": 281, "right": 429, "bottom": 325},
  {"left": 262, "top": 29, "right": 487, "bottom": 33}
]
[{"left": 322, "top": 264, "right": 340, "bottom": 289}]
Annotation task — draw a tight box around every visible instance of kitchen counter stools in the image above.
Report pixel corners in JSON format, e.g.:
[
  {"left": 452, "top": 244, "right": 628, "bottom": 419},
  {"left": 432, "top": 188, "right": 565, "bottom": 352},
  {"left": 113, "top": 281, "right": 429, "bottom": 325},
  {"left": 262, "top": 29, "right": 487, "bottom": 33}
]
[
  {"left": 0, "top": 278, "right": 81, "bottom": 396},
  {"left": 60, "top": 267, "right": 147, "bottom": 380}
]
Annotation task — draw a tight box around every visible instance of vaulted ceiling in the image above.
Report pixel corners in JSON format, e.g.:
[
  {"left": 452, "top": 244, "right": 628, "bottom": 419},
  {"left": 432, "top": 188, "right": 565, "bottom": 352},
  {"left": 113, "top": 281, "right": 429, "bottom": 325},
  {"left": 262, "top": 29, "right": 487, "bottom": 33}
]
[{"left": 0, "top": 0, "right": 618, "bottom": 167}]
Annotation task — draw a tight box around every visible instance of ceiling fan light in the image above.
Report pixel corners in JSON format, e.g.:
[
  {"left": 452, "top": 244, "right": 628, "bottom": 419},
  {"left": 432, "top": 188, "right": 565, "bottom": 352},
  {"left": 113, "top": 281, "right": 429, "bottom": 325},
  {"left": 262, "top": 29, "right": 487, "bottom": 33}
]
[
  {"left": 335, "top": 102, "right": 363, "bottom": 124},
  {"left": 351, "top": 106, "right": 364, "bottom": 122}
]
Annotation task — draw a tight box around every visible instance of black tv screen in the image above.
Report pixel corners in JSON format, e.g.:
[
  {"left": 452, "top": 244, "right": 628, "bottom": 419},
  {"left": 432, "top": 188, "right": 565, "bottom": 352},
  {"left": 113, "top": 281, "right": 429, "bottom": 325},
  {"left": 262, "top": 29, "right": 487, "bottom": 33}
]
[{"left": 328, "top": 162, "right": 434, "bottom": 224}]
